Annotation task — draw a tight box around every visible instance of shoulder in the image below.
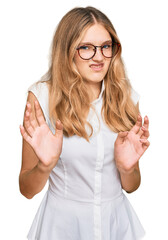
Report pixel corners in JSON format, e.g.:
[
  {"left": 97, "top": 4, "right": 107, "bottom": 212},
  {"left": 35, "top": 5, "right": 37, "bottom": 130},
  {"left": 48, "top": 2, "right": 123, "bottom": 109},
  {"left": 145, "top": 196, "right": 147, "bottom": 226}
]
[
  {"left": 28, "top": 81, "right": 49, "bottom": 98},
  {"left": 131, "top": 88, "right": 140, "bottom": 105}
]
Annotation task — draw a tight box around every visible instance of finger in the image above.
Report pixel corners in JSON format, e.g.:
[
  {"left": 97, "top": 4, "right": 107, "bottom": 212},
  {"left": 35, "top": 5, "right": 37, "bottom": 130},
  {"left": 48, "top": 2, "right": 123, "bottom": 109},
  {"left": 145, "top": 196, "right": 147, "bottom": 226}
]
[
  {"left": 139, "top": 138, "right": 150, "bottom": 150},
  {"left": 55, "top": 119, "right": 63, "bottom": 137},
  {"left": 116, "top": 131, "right": 128, "bottom": 144},
  {"left": 20, "top": 125, "right": 32, "bottom": 145},
  {"left": 138, "top": 116, "right": 149, "bottom": 137},
  {"left": 34, "top": 100, "right": 46, "bottom": 126},
  {"left": 131, "top": 114, "right": 142, "bottom": 134},
  {"left": 143, "top": 116, "right": 149, "bottom": 129},
  {"left": 139, "top": 126, "right": 150, "bottom": 139},
  {"left": 27, "top": 102, "right": 39, "bottom": 129},
  {"left": 23, "top": 109, "right": 35, "bottom": 137}
]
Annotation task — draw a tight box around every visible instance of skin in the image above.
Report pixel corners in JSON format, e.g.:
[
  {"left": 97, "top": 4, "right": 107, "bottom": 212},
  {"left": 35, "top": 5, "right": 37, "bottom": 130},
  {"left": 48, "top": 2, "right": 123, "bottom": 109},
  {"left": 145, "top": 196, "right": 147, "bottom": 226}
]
[
  {"left": 19, "top": 23, "right": 150, "bottom": 199},
  {"left": 74, "top": 24, "right": 111, "bottom": 102},
  {"left": 19, "top": 94, "right": 63, "bottom": 199},
  {"left": 115, "top": 114, "right": 150, "bottom": 192}
]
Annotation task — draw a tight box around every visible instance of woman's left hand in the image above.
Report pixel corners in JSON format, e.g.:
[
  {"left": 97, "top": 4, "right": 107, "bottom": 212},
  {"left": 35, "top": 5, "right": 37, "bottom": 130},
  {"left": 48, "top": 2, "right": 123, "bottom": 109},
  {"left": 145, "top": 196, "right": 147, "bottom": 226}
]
[{"left": 114, "top": 115, "right": 150, "bottom": 174}]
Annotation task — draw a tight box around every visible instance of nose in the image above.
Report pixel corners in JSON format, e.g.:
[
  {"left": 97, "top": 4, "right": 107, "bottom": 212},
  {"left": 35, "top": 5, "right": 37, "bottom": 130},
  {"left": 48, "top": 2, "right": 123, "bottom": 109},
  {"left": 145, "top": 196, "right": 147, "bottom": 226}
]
[{"left": 92, "top": 46, "right": 104, "bottom": 61}]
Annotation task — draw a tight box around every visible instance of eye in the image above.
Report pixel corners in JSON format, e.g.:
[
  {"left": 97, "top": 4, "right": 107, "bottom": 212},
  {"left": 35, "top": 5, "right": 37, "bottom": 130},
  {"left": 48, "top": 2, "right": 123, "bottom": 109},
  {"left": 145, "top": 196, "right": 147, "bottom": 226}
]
[
  {"left": 102, "top": 44, "right": 112, "bottom": 49},
  {"left": 79, "top": 45, "right": 89, "bottom": 50}
]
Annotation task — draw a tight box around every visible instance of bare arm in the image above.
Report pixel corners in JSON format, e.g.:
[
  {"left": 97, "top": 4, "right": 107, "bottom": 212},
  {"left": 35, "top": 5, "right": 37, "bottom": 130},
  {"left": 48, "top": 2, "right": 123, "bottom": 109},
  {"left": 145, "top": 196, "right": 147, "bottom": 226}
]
[
  {"left": 19, "top": 92, "right": 63, "bottom": 199},
  {"left": 119, "top": 163, "right": 141, "bottom": 193}
]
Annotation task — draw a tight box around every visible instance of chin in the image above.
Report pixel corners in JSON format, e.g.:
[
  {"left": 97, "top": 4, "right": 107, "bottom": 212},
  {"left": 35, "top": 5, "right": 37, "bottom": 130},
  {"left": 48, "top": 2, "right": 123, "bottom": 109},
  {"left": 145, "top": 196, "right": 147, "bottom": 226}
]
[{"left": 91, "top": 74, "right": 106, "bottom": 82}]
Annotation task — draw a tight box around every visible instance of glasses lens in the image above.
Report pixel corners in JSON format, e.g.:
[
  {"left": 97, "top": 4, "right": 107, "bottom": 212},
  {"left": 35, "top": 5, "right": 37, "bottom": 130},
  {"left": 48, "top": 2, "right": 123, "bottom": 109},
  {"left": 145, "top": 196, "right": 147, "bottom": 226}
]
[
  {"left": 78, "top": 45, "right": 95, "bottom": 60},
  {"left": 112, "top": 43, "right": 120, "bottom": 58},
  {"left": 102, "top": 44, "right": 112, "bottom": 58}
]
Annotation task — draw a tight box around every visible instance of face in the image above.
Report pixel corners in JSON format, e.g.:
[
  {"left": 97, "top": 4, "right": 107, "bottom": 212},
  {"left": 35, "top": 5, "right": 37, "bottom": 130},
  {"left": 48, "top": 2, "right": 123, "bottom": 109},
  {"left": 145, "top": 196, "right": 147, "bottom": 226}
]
[{"left": 74, "top": 23, "right": 112, "bottom": 87}]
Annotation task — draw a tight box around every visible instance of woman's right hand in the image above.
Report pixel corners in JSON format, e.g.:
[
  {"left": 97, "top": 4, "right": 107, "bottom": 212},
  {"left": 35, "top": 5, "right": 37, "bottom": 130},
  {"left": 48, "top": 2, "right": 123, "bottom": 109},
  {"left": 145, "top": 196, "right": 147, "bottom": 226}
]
[{"left": 20, "top": 100, "right": 63, "bottom": 173}]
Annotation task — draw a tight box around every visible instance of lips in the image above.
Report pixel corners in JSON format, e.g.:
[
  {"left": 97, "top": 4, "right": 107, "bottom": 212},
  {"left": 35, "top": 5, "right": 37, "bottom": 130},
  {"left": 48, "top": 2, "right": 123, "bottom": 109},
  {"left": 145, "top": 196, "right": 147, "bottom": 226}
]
[{"left": 90, "top": 63, "right": 104, "bottom": 71}]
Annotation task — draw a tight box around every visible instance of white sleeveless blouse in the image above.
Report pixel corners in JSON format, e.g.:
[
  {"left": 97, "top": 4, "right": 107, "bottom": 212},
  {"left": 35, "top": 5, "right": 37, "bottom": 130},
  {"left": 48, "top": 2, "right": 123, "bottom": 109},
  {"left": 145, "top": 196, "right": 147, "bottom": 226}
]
[{"left": 27, "top": 81, "right": 145, "bottom": 240}]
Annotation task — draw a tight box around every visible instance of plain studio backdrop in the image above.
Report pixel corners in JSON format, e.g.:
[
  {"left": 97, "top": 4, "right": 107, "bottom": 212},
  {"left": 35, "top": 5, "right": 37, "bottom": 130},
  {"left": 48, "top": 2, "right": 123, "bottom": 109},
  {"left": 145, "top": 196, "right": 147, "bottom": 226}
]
[{"left": 0, "top": 0, "right": 167, "bottom": 239}]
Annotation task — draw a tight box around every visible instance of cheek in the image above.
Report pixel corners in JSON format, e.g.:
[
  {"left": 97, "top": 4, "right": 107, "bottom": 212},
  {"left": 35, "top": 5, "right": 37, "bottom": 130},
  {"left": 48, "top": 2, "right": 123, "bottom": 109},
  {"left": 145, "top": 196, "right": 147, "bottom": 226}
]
[
  {"left": 105, "top": 60, "right": 111, "bottom": 72},
  {"left": 77, "top": 65, "right": 88, "bottom": 79},
  {"left": 74, "top": 55, "right": 88, "bottom": 75},
  {"left": 106, "top": 59, "right": 111, "bottom": 68}
]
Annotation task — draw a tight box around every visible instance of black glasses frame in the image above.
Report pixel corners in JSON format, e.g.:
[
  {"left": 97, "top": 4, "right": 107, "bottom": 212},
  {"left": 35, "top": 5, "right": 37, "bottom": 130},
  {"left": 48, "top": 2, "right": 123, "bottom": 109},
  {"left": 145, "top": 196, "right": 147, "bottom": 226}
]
[{"left": 76, "top": 42, "right": 121, "bottom": 60}]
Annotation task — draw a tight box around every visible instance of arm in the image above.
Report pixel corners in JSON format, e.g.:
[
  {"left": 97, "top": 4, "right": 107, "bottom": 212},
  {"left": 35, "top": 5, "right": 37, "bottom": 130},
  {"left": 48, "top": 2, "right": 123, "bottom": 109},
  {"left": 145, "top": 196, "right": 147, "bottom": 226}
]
[
  {"left": 114, "top": 114, "right": 150, "bottom": 193},
  {"left": 119, "top": 163, "right": 141, "bottom": 193},
  {"left": 19, "top": 92, "right": 63, "bottom": 199}
]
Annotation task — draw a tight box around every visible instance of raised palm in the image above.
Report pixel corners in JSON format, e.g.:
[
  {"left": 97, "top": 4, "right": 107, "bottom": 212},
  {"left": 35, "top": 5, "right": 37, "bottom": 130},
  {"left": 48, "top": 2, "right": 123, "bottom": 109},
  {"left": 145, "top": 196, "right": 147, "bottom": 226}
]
[
  {"left": 20, "top": 101, "right": 63, "bottom": 171},
  {"left": 114, "top": 115, "right": 150, "bottom": 174}
]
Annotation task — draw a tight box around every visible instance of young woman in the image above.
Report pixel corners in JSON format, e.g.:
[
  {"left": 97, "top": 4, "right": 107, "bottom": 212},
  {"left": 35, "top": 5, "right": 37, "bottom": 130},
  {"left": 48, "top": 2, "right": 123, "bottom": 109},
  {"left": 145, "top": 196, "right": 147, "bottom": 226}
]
[{"left": 19, "top": 6, "right": 150, "bottom": 240}]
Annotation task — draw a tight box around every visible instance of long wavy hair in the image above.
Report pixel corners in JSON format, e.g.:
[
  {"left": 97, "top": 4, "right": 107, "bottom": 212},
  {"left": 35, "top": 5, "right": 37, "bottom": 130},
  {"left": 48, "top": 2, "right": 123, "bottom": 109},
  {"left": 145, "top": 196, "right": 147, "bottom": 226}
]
[{"left": 41, "top": 6, "right": 139, "bottom": 141}]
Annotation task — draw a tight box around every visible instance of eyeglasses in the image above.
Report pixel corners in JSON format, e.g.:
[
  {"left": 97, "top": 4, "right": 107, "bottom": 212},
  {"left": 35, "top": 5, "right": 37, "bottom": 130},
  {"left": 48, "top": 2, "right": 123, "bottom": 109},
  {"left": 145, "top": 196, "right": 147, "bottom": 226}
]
[{"left": 76, "top": 42, "right": 120, "bottom": 60}]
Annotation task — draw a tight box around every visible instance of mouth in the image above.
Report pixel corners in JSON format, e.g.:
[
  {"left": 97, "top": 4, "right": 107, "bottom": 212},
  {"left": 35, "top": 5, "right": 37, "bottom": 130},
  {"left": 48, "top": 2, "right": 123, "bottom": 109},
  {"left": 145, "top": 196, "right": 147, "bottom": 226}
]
[{"left": 89, "top": 63, "right": 104, "bottom": 71}]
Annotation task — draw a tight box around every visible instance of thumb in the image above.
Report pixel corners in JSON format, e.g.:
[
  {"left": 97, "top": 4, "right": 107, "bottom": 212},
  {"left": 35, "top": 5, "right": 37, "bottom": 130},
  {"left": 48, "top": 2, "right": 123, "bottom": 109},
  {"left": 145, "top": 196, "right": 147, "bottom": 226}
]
[
  {"left": 116, "top": 131, "right": 128, "bottom": 144},
  {"left": 55, "top": 119, "right": 63, "bottom": 136}
]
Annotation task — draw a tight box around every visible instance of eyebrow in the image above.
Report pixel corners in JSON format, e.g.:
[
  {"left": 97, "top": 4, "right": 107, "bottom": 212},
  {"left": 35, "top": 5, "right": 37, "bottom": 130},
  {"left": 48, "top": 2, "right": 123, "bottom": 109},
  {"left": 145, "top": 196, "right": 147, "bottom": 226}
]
[{"left": 79, "top": 40, "right": 112, "bottom": 46}]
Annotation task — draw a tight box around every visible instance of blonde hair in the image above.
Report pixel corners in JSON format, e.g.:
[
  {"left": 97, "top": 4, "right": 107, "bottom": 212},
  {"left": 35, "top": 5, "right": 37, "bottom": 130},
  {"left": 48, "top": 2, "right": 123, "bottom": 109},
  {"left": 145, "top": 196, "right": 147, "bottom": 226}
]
[{"left": 42, "top": 7, "right": 139, "bottom": 141}]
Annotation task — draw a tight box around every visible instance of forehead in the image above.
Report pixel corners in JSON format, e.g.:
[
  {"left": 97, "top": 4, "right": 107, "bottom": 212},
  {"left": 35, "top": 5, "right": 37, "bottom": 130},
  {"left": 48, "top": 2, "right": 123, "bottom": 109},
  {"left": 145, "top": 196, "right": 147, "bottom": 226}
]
[{"left": 80, "top": 23, "right": 111, "bottom": 44}]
